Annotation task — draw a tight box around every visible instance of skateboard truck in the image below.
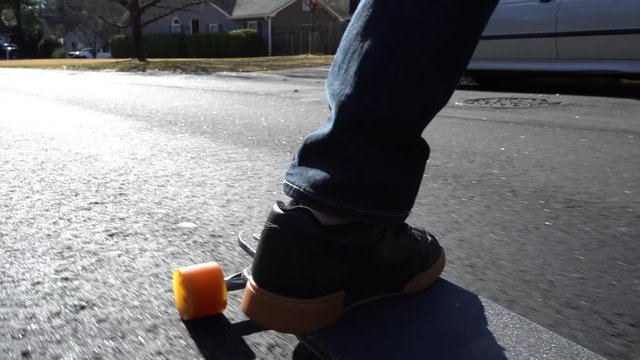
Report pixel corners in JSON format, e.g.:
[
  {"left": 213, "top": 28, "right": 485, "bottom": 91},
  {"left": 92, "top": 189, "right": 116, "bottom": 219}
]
[{"left": 224, "top": 270, "right": 251, "bottom": 292}]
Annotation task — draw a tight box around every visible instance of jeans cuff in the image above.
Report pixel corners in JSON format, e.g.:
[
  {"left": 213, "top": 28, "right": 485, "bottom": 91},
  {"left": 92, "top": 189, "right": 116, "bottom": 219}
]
[{"left": 283, "top": 181, "right": 410, "bottom": 225}]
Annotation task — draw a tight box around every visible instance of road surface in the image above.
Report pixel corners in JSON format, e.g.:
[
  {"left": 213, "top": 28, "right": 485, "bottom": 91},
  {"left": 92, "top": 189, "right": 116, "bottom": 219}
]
[{"left": 0, "top": 68, "right": 637, "bottom": 359}]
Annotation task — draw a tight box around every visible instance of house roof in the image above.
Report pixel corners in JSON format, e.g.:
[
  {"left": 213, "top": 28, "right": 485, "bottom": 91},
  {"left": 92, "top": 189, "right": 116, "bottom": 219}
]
[
  {"left": 320, "top": 0, "right": 351, "bottom": 20},
  {"left": 210, "top": 0, "right": 351, "bottom": 21},
  {"left": 211, "top": 0, "right": 294, "bottom": 18}
]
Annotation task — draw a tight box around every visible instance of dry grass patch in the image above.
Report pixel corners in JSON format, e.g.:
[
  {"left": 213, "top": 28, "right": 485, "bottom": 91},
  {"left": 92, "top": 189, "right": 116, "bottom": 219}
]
[
  {"left": 0, "top": 59, "right": 121, "bottom": 69},
  {"left": 0, "top": 56, "right": 334, "bottom": 73}
]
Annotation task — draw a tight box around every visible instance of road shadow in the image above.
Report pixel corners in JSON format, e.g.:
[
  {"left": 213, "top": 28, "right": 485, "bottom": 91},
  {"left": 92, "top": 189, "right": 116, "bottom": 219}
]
[
  {"left": 302, "top": 279, "right": 507, "bottom": 360},
  {"left": 460, "top": 75, "right": 640, "bottom": 100},
  {"left": 183, "top": 315, "right": 262, "bottom": 360},
  {"left": 185, "top": 280, "right": 507, "bottom": 360}
]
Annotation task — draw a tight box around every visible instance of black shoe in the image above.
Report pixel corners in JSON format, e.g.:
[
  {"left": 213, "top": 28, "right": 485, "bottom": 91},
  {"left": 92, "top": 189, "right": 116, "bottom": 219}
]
[{"left": 241, "top": 201, "right": 445, "bottom": 334}]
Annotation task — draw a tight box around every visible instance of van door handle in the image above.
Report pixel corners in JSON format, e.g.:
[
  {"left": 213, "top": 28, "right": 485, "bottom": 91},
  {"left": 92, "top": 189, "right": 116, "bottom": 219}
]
[{"left": 539, "top": 0, "right": 553, "bottom": 3}]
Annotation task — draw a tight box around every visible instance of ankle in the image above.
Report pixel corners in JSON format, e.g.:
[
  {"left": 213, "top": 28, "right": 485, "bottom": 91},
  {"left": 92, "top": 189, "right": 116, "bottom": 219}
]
[
  {"left": 283, "top": 200, "right": 351, "bottom": 225},
  {"left": 307, "top": 208, "right": 352, "bottom": 226}
]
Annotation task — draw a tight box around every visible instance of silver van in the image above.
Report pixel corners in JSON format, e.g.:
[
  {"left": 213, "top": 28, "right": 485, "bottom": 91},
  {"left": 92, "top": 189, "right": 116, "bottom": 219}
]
[{"left": 468, "top": 0, "right": 640, "bottom": 79}]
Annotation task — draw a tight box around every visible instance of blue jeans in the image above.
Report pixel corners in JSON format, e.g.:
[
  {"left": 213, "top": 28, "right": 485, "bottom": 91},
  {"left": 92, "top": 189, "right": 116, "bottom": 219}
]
[{"left": 284, "top": 0, "right": 498, "bottom": 224}]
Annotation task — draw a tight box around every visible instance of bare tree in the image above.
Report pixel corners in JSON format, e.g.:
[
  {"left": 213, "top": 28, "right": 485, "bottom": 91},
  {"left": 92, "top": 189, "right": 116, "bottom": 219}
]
[
  {"left": 104, "top": 0, "right": 207, "bottom": 61},
  {"left": 44, "top": 0, "right": 120, "bottom": 56},
  {"left": 1, "top": 0, "right": 38, "bottom": 50},
  {"left": 308, "top": 0, "right": 320, "bottom": 54}
]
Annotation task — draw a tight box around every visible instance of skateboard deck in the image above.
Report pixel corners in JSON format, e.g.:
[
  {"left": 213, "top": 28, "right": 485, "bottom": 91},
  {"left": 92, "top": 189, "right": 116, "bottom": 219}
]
[{"left": 173, "top": 229, "right": 604, "bottom": 360}]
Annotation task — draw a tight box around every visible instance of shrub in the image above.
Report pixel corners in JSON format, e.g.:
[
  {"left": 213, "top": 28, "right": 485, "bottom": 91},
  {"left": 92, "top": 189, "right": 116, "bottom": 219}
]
[
  {"left": 111, "top": 35, "right": 134, "bottom": 58},
  {"left": 39, "top": 37, "right": 61, "bottom": 58},
  {"left": 144, "top": 34, "right": 187, "bottom": 58},
  {"left": 51, "top": 46, "right": 68, "bottom": 59},
  {"left": 185, "top": 33, "right": 229, "bottom": 58},
  {"left": 111, "top": 29, "right": 263, "bottom": 59},
  {"left": 227, "top": 29, "right": 262, "bottom": 57}
]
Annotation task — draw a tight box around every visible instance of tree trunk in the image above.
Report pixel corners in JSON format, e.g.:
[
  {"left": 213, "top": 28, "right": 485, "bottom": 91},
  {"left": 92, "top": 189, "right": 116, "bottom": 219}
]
[
  {"left": 92, "top": 31, "right": 98, "bottom": 58},
  {"left": 11, "top": 0, "right": 25, "bottom": 49},
  {"left": 130, "top": 0, "right": 146, "bottom": 61}
]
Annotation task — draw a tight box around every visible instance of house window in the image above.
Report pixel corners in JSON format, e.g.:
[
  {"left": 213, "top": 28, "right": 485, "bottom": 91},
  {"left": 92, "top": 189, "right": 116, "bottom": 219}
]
[
  {"left": 208, "top": 24, "right": 222, "bottom": 33},
  {"left": 246, "top": 21, "right": 258, "bottom": 32},
  {"left": 303, "top": 0, "right": 318, "bottom": 11},
  {"left": 191, "top": 19, "right": 200, "bottom": 34},
  {"left": 171, "top": 18, "right": 182, "bottom": 34}
]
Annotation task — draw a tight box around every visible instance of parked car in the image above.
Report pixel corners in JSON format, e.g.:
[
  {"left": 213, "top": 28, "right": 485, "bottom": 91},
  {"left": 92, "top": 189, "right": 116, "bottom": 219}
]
[
  {"left": 67, "top": 48, "right": 112, "bottom": 59},
  {"left": 468, "top": 0, "right": 640, "bottom": 80},
  {"left": 1, "top": 43, "right": 19, "bottom": 59}
]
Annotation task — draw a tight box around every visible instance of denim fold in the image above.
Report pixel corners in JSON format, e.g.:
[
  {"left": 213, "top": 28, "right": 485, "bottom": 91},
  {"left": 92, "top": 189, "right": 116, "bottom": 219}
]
[{"left": 284, "top": 0, "right": 499, "bottom": 224}]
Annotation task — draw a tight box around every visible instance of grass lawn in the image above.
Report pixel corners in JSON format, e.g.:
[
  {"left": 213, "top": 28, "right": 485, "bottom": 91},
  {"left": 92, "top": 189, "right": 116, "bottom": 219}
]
[{"left": 0, "top": 55, "right": 334, "bottom": 73}]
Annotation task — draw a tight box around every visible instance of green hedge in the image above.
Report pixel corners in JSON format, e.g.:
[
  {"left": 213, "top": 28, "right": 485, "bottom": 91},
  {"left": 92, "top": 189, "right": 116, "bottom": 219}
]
[
  {"left": 51, "top": 46, "right": 68, "bottom": 59},
  {"left": 111, "top": 29, "right": 262, "bottom": 58},
  {"left": 38, "top": 37, "right": 62, "bottom": 58},
  {"left": 227, "top": 29, "right": 262, "bottom": 57},
  {"left": 145, "top": 34, "right": 188, "bottom": 58},
  {"left": 185, "top": 32, "right": 229, "bottom": 58},
  {"left": 111, "top": 35, "right": 134, "bottom": 58}
]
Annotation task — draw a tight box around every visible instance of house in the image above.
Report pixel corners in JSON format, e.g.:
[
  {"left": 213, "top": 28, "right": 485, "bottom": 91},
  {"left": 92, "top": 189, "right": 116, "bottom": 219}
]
[
  {"left": 139, "top": 0, "right": 358, "bottom": 55},
  {"left": 0, "top": 22, "right": 12, "bottom": 46},
  {"left": 62, "top": 26, "right": 111, "bottom": 53},
  {"left": 63, "top": 26, "right": 88, "bottom": 51},
  {"left": 143, "top": 2, "right": 234, "bottom": 37}
]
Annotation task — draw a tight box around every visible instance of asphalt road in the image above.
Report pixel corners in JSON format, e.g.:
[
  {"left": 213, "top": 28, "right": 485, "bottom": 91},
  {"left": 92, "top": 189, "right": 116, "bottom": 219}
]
[{"left": 0, "top": 68, "right": 638, "bottom": 360}]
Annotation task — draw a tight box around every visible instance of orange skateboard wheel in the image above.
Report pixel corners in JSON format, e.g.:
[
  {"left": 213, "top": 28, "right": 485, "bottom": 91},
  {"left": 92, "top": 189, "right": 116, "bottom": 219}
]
[{"left": 173, "top": 262, "right": 227, "bottom": 320}]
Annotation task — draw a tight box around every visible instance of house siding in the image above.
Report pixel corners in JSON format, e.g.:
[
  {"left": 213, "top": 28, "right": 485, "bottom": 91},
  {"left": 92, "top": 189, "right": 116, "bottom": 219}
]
[
  {"left": 0, "top": 33, "right": 11, "bottom": 45},
  {"left": 64, "top": 30, "right": 86, "bottom": 51},
  {"left": 63, "top": 27, "right": 108, "bottom": 52},
  {"left": 271, "top": 0, "right": 347, "bottom": 55},
  {"left": 274, "top": 0, "right": 336, "bottom": 27},
  {"left": 136, "top": 2, "right": 268, "bottom": 52},
  {"left": 125, "top": 0, "right": 351, "bottom": 56},
  {"left": 143, "top": 3, "right": 239, "bottom": 35},
  {"left": 236, "top": 18, "right": 270, "bottom": 48},
  {"left": 0, "top": 22, "right": 11, "bottom": 45}
]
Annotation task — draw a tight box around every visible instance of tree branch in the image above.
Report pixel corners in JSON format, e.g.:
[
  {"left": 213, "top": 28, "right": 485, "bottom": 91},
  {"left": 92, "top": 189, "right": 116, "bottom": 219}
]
[
  {"left": 98, "top": 13, "right": 127, "bottom": 29},
  {"left": 139, "top": 0, "right": 165, "bottom": 13},
  {"left": 109, "top": 0, "right": 131, "bottom": 8}
]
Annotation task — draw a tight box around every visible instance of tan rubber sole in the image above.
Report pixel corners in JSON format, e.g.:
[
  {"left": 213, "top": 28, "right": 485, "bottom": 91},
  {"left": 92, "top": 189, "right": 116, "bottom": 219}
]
[
  {"left": 242, "top": 251, "right": 446, "bottom": 335},
  {"left": 403, "top": 251, "right": 446, "bottom": 294},
  {"left": 242, "top": 280, "right": 345, "bottom": 334}
]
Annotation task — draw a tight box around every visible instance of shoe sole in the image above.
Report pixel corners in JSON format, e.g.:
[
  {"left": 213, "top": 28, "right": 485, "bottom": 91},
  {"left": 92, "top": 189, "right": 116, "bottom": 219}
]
[{"left": 242, "top": 251, "right": 446, "bottom": 335}]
